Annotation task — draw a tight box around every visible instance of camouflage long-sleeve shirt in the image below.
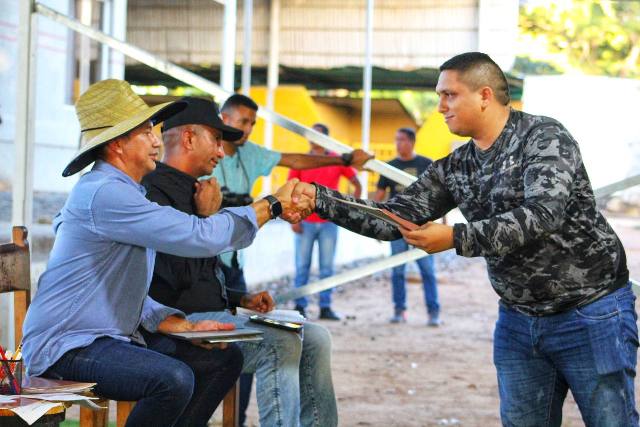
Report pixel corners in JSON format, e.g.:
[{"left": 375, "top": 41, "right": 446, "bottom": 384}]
[{"left": 315, "top": 109, "right": 628, "bottom": 315}]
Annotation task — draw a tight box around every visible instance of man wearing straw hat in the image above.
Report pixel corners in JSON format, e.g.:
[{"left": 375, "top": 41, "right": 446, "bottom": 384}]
[{"left": 20, "top": 79, "right": 313, "bottom": 427}]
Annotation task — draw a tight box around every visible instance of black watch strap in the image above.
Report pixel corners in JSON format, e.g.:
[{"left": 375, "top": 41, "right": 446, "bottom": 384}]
[
  {"left": 340, "top": 152, "right": 354, "bottom": 166},
  {"left": 262, "top": 195, "right": 283, "bottom": 219}
]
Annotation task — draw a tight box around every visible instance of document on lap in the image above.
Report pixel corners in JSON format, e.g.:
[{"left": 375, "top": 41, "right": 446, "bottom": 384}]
[
  {"left": 327, "top": 196, "right": 419, "bottom": 231},
  {"left": 168, "top": 328, "right": 264, "bottom": 343}
]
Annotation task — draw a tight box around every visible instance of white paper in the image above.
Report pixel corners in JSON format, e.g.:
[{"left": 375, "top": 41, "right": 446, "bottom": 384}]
[
  {"left": 14, "top": 393, "right": 98, "bottom": 402},
  {"left": 8, "top": 393, "right": 105, "bottom": 410},
  {"left": 0, "top": 394, "right": 17, "bottom": 405},
  {"left": 9, "top": 401, "right": 61, "bottom": 425}
]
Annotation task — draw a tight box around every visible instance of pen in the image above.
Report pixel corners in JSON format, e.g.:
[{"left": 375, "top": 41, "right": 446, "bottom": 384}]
[
  {"left": 13, "top": 344, "right": 22, "bottom": 361},
  {"left": 0, "top": 344, "right": 20, "bottom": 394}
]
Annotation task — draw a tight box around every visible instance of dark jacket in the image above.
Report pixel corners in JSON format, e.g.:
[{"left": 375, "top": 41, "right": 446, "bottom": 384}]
[{"left": 142, "top": 162, "right": 245, "bottom": 314}]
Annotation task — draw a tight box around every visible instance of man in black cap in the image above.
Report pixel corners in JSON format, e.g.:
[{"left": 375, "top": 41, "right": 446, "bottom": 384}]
[{"left": 143, "top": 97, "right": 338, "bottom": 427}]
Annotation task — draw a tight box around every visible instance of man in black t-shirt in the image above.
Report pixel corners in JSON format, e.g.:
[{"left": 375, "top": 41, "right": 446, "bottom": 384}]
[{"left": 374, "top": 127, "right": 440, "bottom": 326}]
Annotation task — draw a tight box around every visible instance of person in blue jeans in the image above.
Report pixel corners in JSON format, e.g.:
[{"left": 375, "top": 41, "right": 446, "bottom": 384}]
[
  {"left": 290, "top": 123, "right": 363, "bottom": 320},
  {"left": 144, "top": 99, "right": 338, "bottom": 427},
  {"left": 293, "top": 52, "right": 638, "bottom": 425},
  {"left": 293, "top": 221, "right": 339, "bottom": 318},
  {"left": 375, "top": 127, "right": 440, "bottom": 326}
]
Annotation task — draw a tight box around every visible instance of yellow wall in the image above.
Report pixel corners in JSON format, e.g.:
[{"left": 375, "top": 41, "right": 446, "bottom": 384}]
[{"left": 246, "top": 86, "right": 360, "bottom": 195}]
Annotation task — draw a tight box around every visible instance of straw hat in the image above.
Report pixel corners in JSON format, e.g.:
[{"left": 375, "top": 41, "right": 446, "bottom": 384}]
[{"left": 63, "top": 79, "right": 186, "bottom": 177}]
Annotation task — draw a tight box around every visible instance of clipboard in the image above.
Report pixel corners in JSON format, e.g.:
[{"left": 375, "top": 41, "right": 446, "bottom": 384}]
[
  {"left": 168, "top": 327, "right": 264, "bottom": 344},
  {"left": 328, "top": 196, "right": 419, "bottom": 230}
]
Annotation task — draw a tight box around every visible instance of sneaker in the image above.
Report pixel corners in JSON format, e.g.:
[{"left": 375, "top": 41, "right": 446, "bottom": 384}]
[
  {"left": 294, "top": 305, "right": 307, "bottom": 318},
  {"left": 389, "top": 309, "right": 407, "bottom": 324},
  {"left": 427, "top": 312, "right": 441, "bottom": 327},
  {"left": 319, "top": 307, "right": 341, "bottom": 321}
]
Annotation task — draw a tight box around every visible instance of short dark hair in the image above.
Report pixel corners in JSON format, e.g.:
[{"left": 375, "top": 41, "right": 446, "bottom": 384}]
[
  {"left": 221, "top": 94, "right": 258, "bottom": 113},
  {"left": 439, "top": 52, "right": 510, "bottom": 105},
  {"left": 312, "top": 123, "right": 329, "bottom": 135},
  {"left": 397, "top": 127, "right": 416, "bottom": 142}
]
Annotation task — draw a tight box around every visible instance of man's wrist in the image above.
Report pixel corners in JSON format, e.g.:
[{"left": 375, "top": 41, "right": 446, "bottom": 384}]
[
  {"left": 262, "top": 195, "right": 282, "bottom": 219},
  {"left": 340, "top": 152, "right": 353, "bottom": 166}
]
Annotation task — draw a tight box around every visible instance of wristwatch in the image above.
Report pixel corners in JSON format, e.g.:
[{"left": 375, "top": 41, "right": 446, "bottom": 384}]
[
  {"left": 262, "top": 195, "right": 283, "bottom": 219},
  {"left": 340, "top": 152, "right": 354, "bottom": 166}
]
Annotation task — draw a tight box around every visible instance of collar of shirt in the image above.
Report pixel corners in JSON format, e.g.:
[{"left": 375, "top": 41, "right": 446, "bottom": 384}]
[{"left": 93, "top": 160, "right": 147, "bottom": 196}]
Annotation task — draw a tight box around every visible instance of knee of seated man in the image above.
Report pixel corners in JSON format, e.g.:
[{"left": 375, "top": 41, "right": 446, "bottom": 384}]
[
  {"left": 261, "top": 326, "right": 303, "bottom": 361},
  {"left": 303, "top": 322, "right": 332, "bottom": 353},
  {"left": 156, "top": 361, "right": 195, "bottom": 399}
]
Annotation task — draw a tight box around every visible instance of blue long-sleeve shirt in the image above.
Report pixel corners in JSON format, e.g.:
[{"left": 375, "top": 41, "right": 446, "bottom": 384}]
[{"left": 22, "top": 161, "right": 259, "bottom": 376}]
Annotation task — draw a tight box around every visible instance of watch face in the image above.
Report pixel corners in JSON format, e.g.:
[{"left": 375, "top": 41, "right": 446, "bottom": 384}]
[{"left": 272, "top": 200, "right": 283, "bottom": 218}]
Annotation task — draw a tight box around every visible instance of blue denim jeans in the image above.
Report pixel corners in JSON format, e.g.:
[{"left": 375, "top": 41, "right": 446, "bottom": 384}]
[
  {"left": 188, "top": 311, "right": 338, "bottom": 427},
  {"left": 494, "top": 283, "right": 639, "bottom": 426},
  {"left": 43, "top": 333, "right": 243, "bottom": 427},
  {"left": 294, "top": 222, "right": 338, "bottom": 309},
  {"left": 390, "top": 238, "right": 439, "bottom": 314}
]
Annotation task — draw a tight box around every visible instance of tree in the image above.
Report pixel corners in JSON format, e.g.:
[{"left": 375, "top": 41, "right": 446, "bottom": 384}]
[{"left": 517, "top": 0, "right": 640, "bottom": 78}]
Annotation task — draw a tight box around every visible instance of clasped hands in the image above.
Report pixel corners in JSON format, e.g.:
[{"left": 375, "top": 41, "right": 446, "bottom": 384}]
[{"left": 274, "top": 179, "right": 317, "bottom": 224}]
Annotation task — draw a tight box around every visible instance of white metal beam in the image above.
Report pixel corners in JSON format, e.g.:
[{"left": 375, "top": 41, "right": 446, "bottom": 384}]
[
  {"left": 263, "top": 0, "right": 280, "bottom": 195},
  {"left": 220, "top": 0, "right": 237, "bottom": 92},
  {"left": 11, "top": 0, "right": 38, "bottom": 348},
  {"left": 360, "top": 0, "right": 374, "bottom": 198},
  {"left": 241, "top": 0, "right": 253, "bottom": 96},
  {"left": 79, "top": 0, "right": 93, "bottom": 93}
]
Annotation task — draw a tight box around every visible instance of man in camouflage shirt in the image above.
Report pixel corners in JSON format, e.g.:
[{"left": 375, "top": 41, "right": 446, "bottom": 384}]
[{"left": 292, "top": 52, "right": 637, "bottom": 426}]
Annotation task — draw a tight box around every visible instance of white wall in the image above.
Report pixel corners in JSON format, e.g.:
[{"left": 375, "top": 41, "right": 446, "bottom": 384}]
[{"left": 522, "top": 75, "right": 640, "bottom": 192}]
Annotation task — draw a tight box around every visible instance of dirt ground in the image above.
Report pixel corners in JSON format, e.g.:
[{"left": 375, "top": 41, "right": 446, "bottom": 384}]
[{"left": 242, "top": 217, "right": 640, "bottom": 427}]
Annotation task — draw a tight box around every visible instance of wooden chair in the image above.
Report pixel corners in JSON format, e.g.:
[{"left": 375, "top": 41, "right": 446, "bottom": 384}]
[
  {"left": 82, "top": 387, "right": 238, "bottom": 427},
  {"left": 80, "top": 383, "right": 238, "bottom": 427},
  {"left": 0, "top": 226, "right": 67, "bottom": 425},
  {"left": 0, "top": 226, "right": 31, "bottom": 349}
]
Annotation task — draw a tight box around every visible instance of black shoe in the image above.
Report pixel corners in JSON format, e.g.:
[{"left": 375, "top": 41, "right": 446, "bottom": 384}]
[
  {"left": 294, "top": 305, "right": 307, "bottom": 318},
  {"left": 319, "top": 307, "right": 341, "bottom": 321}
]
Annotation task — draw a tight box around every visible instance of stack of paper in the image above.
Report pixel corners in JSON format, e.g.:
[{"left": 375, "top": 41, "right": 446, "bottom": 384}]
[{"left": 22, "top": 377, "right": 96, "bottom": 394}]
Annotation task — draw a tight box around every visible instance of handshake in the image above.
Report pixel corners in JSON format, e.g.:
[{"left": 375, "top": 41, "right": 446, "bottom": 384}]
[
  {"left": 191, "top": 176, "right": 319, "bottom": 225},
  {"left": 272, "top": 178, "right": 319, "bottom": 224}
]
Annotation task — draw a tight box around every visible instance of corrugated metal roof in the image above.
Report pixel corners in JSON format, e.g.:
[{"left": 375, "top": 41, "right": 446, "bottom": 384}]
[{"left": 126, "top": 0, "right": 516, "bottom": 70}]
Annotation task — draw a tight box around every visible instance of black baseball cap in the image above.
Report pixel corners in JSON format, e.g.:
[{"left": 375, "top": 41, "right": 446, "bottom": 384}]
[{"left": 161, "top": 96, "right": 243, "bottom": 142}]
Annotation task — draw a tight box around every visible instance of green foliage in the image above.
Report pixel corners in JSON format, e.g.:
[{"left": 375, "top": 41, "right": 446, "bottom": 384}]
[{"left": 518, "top": 0, "right": 640, "bottom": 78}]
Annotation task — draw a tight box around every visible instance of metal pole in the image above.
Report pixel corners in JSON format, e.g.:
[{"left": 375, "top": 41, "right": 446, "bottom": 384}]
[
  {"left": 109, "top": 0, "right": 127, "bottom": 79},
  {"left": 79, "top": 0, "right": 92, "bottom": 93},
  {"left": 35, "top": 2, "right": 413, "bottom": 187},
  {"left": 241, "top": 0, "right": 253, "bottom": 96},
  {"left": 360, "top": 0, "right": 374, "bottom": 199},
  {"left": 263, "top": 0, "right": 280, "bottom": 195},
  {"left": 99, "top": 0, "right": 112, "bottom": 80},
  {"left": 10, "top": 0, "right": 38, "bottom": 348},
  {"left": 221, "top": 0, "right": 237, "bottom": 92}
]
